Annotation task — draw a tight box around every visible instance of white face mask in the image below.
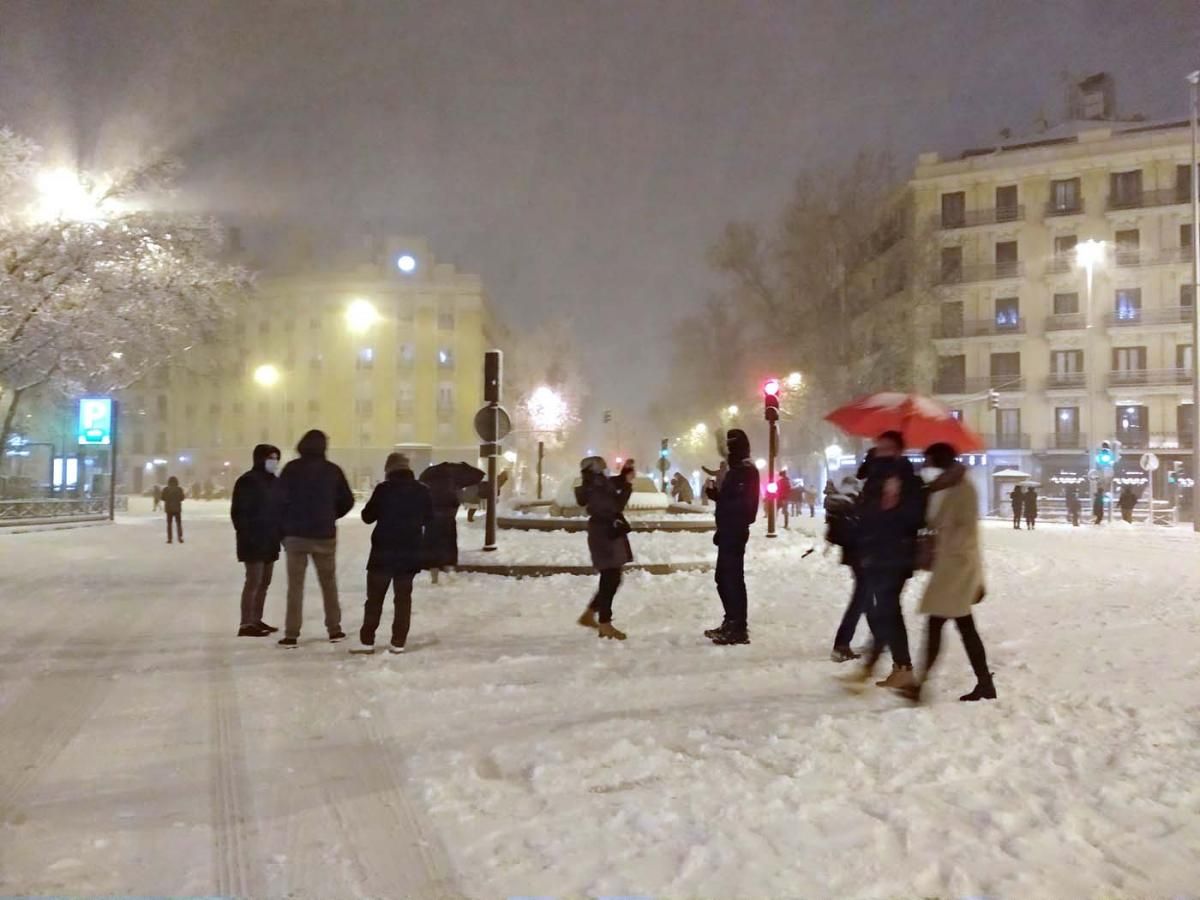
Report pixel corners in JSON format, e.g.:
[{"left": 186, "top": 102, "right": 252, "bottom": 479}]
[
  {"left": 920, "top": 466, "right": 943, "bottom": 484},
  {"left": 264, "top": 458, "right": 280, "bottom": 474}
]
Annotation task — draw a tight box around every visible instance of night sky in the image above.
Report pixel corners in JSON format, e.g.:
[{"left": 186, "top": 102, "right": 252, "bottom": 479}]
[{"left": 2, "top": 0, "right": 1197, "bottom": 417}]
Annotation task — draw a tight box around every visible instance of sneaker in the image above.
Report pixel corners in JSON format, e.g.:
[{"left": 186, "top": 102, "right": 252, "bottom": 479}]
[
  {"left": 278, "top": 637, "right": 298, "bottom": 648},
  {"left": 597, "top": 621, "right": 626, "bottom": 641},
  {"left": 329, "top": 631, "right": 347, "bottom": 643},
  {"left": 388, "top": 642, "right": 406, "bottom": 654},
  {"left": 830, "top": 645, "right": 860, "bottom": 663},
  {"left": 256, "top": 621, "right": 279, "bottom": 634},
  {"left": 237, "top": 624, "right": 269, "bottom": 637},
  {"left": 875, "top": 665, "right": 915, "bottom": 689},
  {"left": 350, "top": 642, "right": 375, "bottom": 655},
  {"left": 711, "top": 628, "right": 750, "bottom": 646}
]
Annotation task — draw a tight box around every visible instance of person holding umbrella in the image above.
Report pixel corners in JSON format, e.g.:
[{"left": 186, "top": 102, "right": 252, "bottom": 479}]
[
  {"left": 1023, "top": 485, "right": 1038, "bottom": 530},
  {"left": 1010, "top": 485, "right": 1025, "bottom": 530},
  {"left": 419, "top": 461, "right": 484, "bottom": 583}
]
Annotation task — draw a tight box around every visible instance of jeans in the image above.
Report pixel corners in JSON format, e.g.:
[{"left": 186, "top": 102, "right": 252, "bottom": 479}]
[
  {"left": 715, "top": 538, "right": 749, "bottom": 630},
  {"left": 361, "top": 570, "right": 414, "bottom": 646},
  {"left": 589, "top": 568, "right": 622, "bottom": 624},
  {"left": 861, "top": 568, "right": 910, "bottom": 667},
  {"left": 166, "top": 512, "right": 182, "bottom": 542},
  {"left": 284, "top": 539, "right": 341, "bottom": 639},
  {"left": 833, "top": 567, "right": 867, "bottom": 648},
  {"left": 923, "top": 614, "right": 990, "bottom": 683},
  {"left": 239, "top": 560, "right": 274, "bottom": 626}
]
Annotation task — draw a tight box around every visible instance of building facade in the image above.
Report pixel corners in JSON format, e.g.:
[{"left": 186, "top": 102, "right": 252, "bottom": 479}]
[
  {"left": 118, "top": 236, "right": 489, "bottom": 494},
  {"left": 913, "top": 117, "right": 1197, "bottom": 512}
]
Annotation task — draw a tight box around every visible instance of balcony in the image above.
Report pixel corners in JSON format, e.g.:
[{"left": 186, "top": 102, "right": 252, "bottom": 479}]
[
  {"left": 933, "top": 375, "right": 1025, "bottom": 395},
  {"left": 1045, "top": 372, "right": 1087, "bottom": 391},
  {"left": 1045, "top": 255, "right": 1075, "bottom": 275},
  {"left": 1106, "top": 188, "right": 1190, "bottom": 212},
  {"left": 1103, "top": 306, "right": 1193, "bottom": 328},
  {"left": 1107, "top": 368, "right": 1192, "bottom": 388},
  {"left": 1045, "top": 313, "right": 1087, "bottom": 332},
  {"left": 933, "top": 205, "right": 1025, "bottom": 230},
  {"left": 937, "top": 261, "right": 1024, "bottom": 285},
  {"left": 1046, "top": 432, "right": 1088, "bottom": 451},
  {"left": 1153, "top": 246, "right": 1192, "bottom": 265},
  {"left": 1114, "top": 248, "right": 1143, "bottom": 267},
  {"left": 932, "top": 318, "right": 1026, "bottom": 339},
  {"left": 983, "top": 432, "right": 1032, "bottom": 450},
  {"left": 1045, "top": 199, "right": 1084, "bottom": 218}
]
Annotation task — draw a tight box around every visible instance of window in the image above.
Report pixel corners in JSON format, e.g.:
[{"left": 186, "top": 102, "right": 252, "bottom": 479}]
[
  {"left": 996, "top": 408, "right": 1020, "bottom": 437},
  {"left": 396, "top": 422, "right": 416, "bottom": 442},
  {"left": 936, "top": 355, "right": 965, "bottom": 392},
  {"left": 939, "top": 301, "right": 963, "bottom": 337},
  {"left": 1112, "top": 346, "right": 1147, "bottom": 372},
  {"left": 437, "top": 382, "right": 455, "bottom": 412},
  {"left": 1115, "top": 288, "right": 1142, "bottom": 321},
  {"left": 1115, "top": 229, "right": 1139, "bottom": 266},
  {"left": 1050, "top": 177, "right": 1081, "bottom": 213},
  {"left": 437, "top": 311, "right": 455, "bottom": 330},
  {"left": 310, "top": 316, "right": 321, "bottom": 330},
  {"left": 1178, "top": 405, "right": 1195, "bottom": 444},
  {"left": 437, "top": 347, "right": 454, "bottom": 368},
  {"left": 994, "top": 241, "right": 1018, "bottom": 277},
  {"left": 1182, "top": 224, "right": 1193, "bottom": 249},
  {"left": 357, "top": 347, "right": 374, "bottom": 370},
  {"left": 995, "top": 185, "right": 1018, "bottom": 220},
  {"left": 1177, "top": 344, "right": 1194, "bottom": 371},
  {"left": 1055, "top": 407, "right": 1079, "bottom": 436},
  {"left": 310, "top": 353, "right": 323, "bottom": 371},
  {"left": 359, "top": 427, "right": 372, "bottom": 447},
  {"left": 397, "top": 343, "right": 416, "bottom": 369},
  {"left": 994, "top": 297, "right": 1020, "bottom": 329},
  {"left": 1183, "top": 284, "right": 1195, "bottom": 308},
  {"left": 208, "top": 401, "right": 220, "bottom": 416},
  {"left": 1051, "top": 350, "right": 1084, "bottom": 374},
  {"left": 990, "top": 352, "right": 1021, "bottom": 378},
  {"left": 396, "top": 302, "right": 414, "bottom": 326},
  {"left": 132, "top": 431, "right": 145, "bottom": 454},
  {"left": 1117, "top": 406, "right": 1148, "bottom": 444},
  {"left": 157, "top": 395, "right": 168, "bottom": 417},
  {"left": 355, "top": 398, "right": 374, "bottom": 417},
  {"left": 1053, "top": 234, "right": 1077, "bottom": 261},
  {"left": 949, "top": 409, "right": 963, "bottom": 421},
  {"left": 396, "top": 383, "right": 415, "bottom": 411},
  {"left": 940, "top": 191, "right": 965, "bottom": 227},
  {"left": 1053, "top": 292, "right": 1080, "bottom": 315},
  {"left": 308, "top": 398, "right": 320, "bottom": 413},
  {"left": 940, "top": 246, "right": 962, "bottom": 281},
  {"left": 1110, "top": 170, "right": 1143, "bottom": 208},
  {"left": 155, "top": 432, "right": 167, "bottom": 454},
  {"left": 1177, "top": 164, "right": 1198, "bottom": 202}
]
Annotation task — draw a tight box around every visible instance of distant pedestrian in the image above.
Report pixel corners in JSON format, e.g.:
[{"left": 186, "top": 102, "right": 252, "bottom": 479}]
[
  {"left": 1010, "top": 485, "right": 1024, "bottom": 529},
  {"left": 704, "top": 428, "right": 760, "bottom": 645},
  {"left": 497, "top": 468, "right": 511, "bottom": 497},
  {"left": 826, "top": 475, "right": 864, "bottom": 662},
  {"left": 1024, "top": 488, "right": 1038, "bottom": 530},
  {"left": 776, "top": 469, "right": 792, "bottom": 528},
  {"left": 575, "top": 456, "right": 634, "bottom": 640},
  {"left": 162, "top": 477, "right": 185, "bottom": 543},
  {"left": 898, "top": 443, "right": 995, "bottom": 703},
  {"left": 231, "top": 444, "right": 282, "bottom": 637},
  {"left": 1093, "top": 487, "right": 1106, "bottom": 525},
  {"left": 275, "top": 429, "right": 354, "bottom": 648},
  {"left": 352, "top": 453, "right": 433, "bottom": 654},
  {"left": 152, "top": 483, "right": 162, "bottom": 512},
  {"left": 1065, "top": 485, "right": 1081, "bottom": 526},
  {"left": 420, "top": 461, "right": 485, "bottom": 584},
  {"left": 807, "top": 487, "right": 816, "bottom": 518},
  {"left": 460, "top": 482, "right": 482, "bottom": 523},
  {"left": 670, "top": 471, "right": 695, "bottom": 505},
  {"left": 1119, "top": 485, "right": 1138, "bottom": 523}
]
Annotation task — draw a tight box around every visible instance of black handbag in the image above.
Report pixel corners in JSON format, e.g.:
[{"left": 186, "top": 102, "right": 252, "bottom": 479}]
[{"left": 609, "top": 515, "right": 632, "bottom": 540}]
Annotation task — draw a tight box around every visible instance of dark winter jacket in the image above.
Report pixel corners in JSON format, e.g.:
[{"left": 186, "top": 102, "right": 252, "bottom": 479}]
[
  {"left": 1009, "top": 487, "right": 1024, "bottom": 514},
  {"left": 276, "top": 430, "right": 354, "bottom": 540},
  {"left": 420, "top": 462, "right": 485, "bottom": 568},
  {"left": 1024, "top": 490, "right": 1038, "bottom": 518},
  {"left": 854, "top": 456, "right": 924, "bottom": 573},
  {"left": 1065, "top": 487, "right": 1081, "bottom": 513},
  {"left": 161, "top": 481, "right": 184, "bottom": 514},
  {"left": 707, "top": 462, "right": 760, "bottom": 543},
  {"left": 231, "top": 444, "right": 282, "bottom": 562},
  {"left": 1119, "top": 488, "right": 1138, "bottom": 513},
  {"left": 577, "top": 472, "right": 634, "bottom": 571},
  {"left": 824, "top": 490, "right": 859, "bottom": 567},
  {"left": 1093, "top": 491, "right": 1106, "bottom": 517},
  {"left": 362, "top": 469, "right": 434, "bottom": 573}
]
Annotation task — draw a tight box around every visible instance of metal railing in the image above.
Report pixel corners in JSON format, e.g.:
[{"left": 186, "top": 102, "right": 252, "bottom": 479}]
[
  {"left": 983, "top": 432, "right": 1032, "bottom": 449},
  {"left": 1045, "top": 200, "right": 1084, "bottom": 217},
  {"left": 1045, "top": 255, "right": 1075, "bottom": 275},
  {"left": 1118, "top": 431, "right": 1194, "bottom": 449},
  {"left": 1107, "top": 368, "right": 1192, "bottom": 387},
  {"left": 937, "top": 261, "right": 1024, "bottom": 285},
  {"left": 1114, "top": 248, "right": 1143, "bottom": 267},
  {"left": 933, "top": 375, "right": 1025, "bottom": 395},
  {"left": 1104, "top": 306, "right": 1193, "bottom": 327},
  {"left": 1106, "top": 188, "right": 1191, "bottom": 211},
  {"left": 933, "top": 205, "right": 1025, "bottom": 230},
  {"left": 1045, "top": 313, "right": 1087, "bottom": 331},
  {"left": 1154, "top": 246, "right": 1192, "bottom": 265},
  {"left": 1046, "top": 432, "right": 1088, "bottom": 450},
  {"left": 1045, "top": 372, "right": 1087, "bottom": 391},
  {"left": 0, "top": 497, "right": 114, "bottom": 523},
  {"left": 932, "top": 317, "right": 1026, "bottom": 339}
]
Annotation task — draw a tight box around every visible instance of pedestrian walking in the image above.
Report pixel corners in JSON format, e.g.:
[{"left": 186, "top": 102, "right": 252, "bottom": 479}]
[
  {"left": 897, "top": 443, "right": 995, "bottom": 703},
  {"left": 1010, "top": 485, "right": 1024, "bottom": 530},
  {"left": 670, "top": 471, "right": 695, "bottom": 505},
  {"left": 231, "top": 444, "right": 282, "bottom": 637},
  {"left": 1119, "top": 484, "right": 1138, "bottom": 523},
  {"left": 703, "top": 428, "right": 760, "bottom": 645},
  {"left": 1093, "top": 487, "right": 1106, "bottom": 525},
  {"left": 351, "top": 453, "right": 433, "bottom": 654},
  {"left": 843, "top": 431, "right": 924, "bottom": 689},
  {"left": 162, "top": 476, "right": 185, "bottom": 544},
  {"left": 420, "top": 461, "right": 485, "bottom": 584},
  {"left": 460, "top": 482, "right": 482, "bottom": 523},
  {"left": 575, "top": 456, "right": 635, "bottom": 640},
  {"left": 275, "top": 429, "right": 354, "bottom": 648},
  {"left": 826, "top": 475, "right": 865, "bottom": 662},
  {"left": 1024, "top": 487, "right": 1038, "bottom": 530},
  {"left": 152, "top": 483, "right": 162, "bottom": 512},
  {"left": 777, "top": 469, "right": 792, "bottom": 528},
  {"left": 1065, "top": 485, "right": 1081, "bottom": 527}
]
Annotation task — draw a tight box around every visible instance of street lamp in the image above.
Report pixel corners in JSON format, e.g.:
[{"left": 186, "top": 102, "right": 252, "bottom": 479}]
[
  {"left": 34, "top": 168, "right": 109, "bottom": 222},
  {"left": 1189, "top": 70, "right": 1200, "bottom": 531},
  {"left": 344, "top": 298, "right": 380, "bottom": 334},
  {"left": 786, "top": 372, "right": 803, "bottom": 389},
  {"left": 253, "top": 364, "right": 280, "bottom": 387},
  {"left": 694, "top": 422, "right": 708, "bottom": 434},
  {"left": 726, "top": 404, "right": 739, "bottom": 417}
]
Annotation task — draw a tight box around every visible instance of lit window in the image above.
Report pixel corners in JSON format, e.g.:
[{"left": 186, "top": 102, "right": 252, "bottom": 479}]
[
  {"left": 357, "top": 347, "right": 375, "bottom": 369},
  {"left": 438, "top": 348, "right": 454, "bottom": 368}
]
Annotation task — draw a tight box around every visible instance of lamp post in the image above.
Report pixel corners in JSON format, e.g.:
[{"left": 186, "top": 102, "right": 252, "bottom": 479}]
[
  {"left": 1190, "top": 70, "right": 1200, "bottom": 531},
  {"left": 1076, "top": 237, "right": 1107, "bottom": 511}
]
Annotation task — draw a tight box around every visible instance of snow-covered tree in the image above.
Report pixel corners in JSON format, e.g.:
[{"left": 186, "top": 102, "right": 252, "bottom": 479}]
[
  {"left": 0, "top": 128, "right": 250, "bottom": 465},
  {"left": 498, "top": 318, "right": 587, "bottom": 450}
]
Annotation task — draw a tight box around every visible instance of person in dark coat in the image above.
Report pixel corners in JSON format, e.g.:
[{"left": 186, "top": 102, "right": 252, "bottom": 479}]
[
  {"left": 703, "top": 428, "right": 760, "bottom": 645},
  {"left": 419, "top": 461, "right": 485, "bottom": 583},
  {"left": 1093, "top": 487, "right": 1106, "bottom": 525},
  {"left": 1065, "top": 485, "right": 1081, "bottom": 526},
  {"left": 162, "top": 476, "right": 185, "bottom": 544},
  {"left": 776, "top": 469, "right": 792, "bottom": 528},
  {"left": 231, "top": 444, "right": 282, "bottom": 636},
  {"left": 1024, "top": 487, "right": 1038, "bottom": 529},
  {"left": 1119, "top": 484, "right": 1138, "bottom": 523},
  {"left": 275, "top": 429, "right": 355, "bottom": 647},
  {"left": 670, "top": 472, "right": 695, "bottom": 505},
  {"left": 152, "top": 484, "right": 162, "bottom": 512},
  {"left": 843, "top": 431, "right": 925, "bottom": 690},
  {"left": 1010, "top": 485, "right": 1024, "bottom": 529},
  {"left": 826, "top": 475, "right": 866, "bottom": 662},
  {"left": 575, "top": 456, "right": 634, "bottom": 640},
  {"left": 351, "top": 453, "right": 433, "bottom": 654}
]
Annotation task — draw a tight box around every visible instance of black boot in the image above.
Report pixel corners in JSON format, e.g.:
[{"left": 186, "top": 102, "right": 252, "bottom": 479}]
[
  {"left": 711, "top": 627, "right": 750, "bottom": 646},
  {"left": 703, "top": 621, "right": 729, "bottom": 640},
  {"left": 959, "top": 673, "right": 997, "bottom": 702}
]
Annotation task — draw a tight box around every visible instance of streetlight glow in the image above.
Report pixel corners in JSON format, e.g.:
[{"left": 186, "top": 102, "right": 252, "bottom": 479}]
[
  {"left": 34, "top": 168, "right": 109, "bottom": 222},
  {"left": 786, "top": 372, "right": 803, "bottom": 389},
  {"left": 726, "top": 404, "right": 739, "bottom": 416},
  {"left": 503, "top": 450, "right": 518, "bottom": 464},
  {"left": 525, "top": 385, "right": 570, "bottom": 432},
  {"left": 397, "top": 254, "right": 417, "bottom": 273},
  {"left": 694, "top": 422, "right": 708, "bottom": 433},
  {"left": 755, "top": 458, "right": 767, "bottom": 470},
  {"left": 345, "top": 298, "right": 380, "bottom": 333},
  {"left": 1075, "top": 238, "right": 1105, "bottom": 270},
  {"left": 253, "top": 364, "right": 281, "bottom": 387}
]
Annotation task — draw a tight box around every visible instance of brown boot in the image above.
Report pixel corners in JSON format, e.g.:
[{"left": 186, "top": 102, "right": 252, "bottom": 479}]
[
  {"left": 875, "top": 664, "right": 915, "bottom": 689},
  {"left": 577, "top": 606, "right": 598, "bottom": 629},
  {"left": 597, "top": 621, "right": 627, "bottom": 640}
]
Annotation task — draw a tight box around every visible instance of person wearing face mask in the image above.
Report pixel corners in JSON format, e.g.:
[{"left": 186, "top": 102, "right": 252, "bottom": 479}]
[
  {"left": 704, "top": 428, "right": 760, "bottom": 645},
  {"left": 231, "top": 444, "right": 283, "bottom": 636},
  {"left": 575, "top": 456, "right": 635, "bottom": 640}
]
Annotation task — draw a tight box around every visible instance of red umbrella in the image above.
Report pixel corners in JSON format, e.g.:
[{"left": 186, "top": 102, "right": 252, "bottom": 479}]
[{"left": 825, "top": 392, "right": 986, "bottom": 453}]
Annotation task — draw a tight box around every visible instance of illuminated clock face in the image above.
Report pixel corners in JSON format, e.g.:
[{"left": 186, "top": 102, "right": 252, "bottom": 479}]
[{"left": 397, "top": 254, "right": 417, "bottom": 273}]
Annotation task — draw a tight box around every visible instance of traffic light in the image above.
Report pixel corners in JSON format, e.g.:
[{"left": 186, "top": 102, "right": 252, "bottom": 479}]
[
  {"left": 1096, "top": 440, "right": 1115, "bottom": 468},
  {"left": 764, "top": 378, "right": 781, "bottom": 422},
  {"left": 987, "top": 389, "right": 999, "bottom": 410},
  {"left": 660, "top": 438, "right": 669, "bottom": 459},
  {"left": 603, "top": 410, "right": 612, "bottom": 424},
  {"left": 483, "top": 350, "right": 503, "bottom": 403}
]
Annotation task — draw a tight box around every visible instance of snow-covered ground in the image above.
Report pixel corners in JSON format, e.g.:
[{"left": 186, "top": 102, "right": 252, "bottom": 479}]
[{"left": 2, "top": 501, "right": 1199, "bottom": 898}]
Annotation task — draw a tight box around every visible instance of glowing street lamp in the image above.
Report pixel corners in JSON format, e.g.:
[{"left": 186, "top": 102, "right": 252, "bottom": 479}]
[
  {"left": 396, "top": 254, "right": 417, "bottom": 274},
  {"left": 34, "top": 168, "right": 109, "bottom": 222},
  {"left": 786, "top": 372, "right": 803, "bottom": 389},
  {"left": 253, "top": 364, "right": 281, "bottom": 387},
  {"left": 525, "top": 385, "right": 570, "bottom": 433},
  {"left": 726, "top": 404, "right": 739, "bottom": 417},
  {"left": 694, "top": 422, "right": 708, "bottom": 434},
  {"left": 1075, "top": 239, "right": 1105, "bottom": 323},
  {"left": 344, "top": 298, "right": 380, "bottom": 334},
  {"left": 503, "top": 450, "right": 518, "bottom": 464}
]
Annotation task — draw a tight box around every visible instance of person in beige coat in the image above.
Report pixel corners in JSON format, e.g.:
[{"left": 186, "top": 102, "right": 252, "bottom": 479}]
[{"left": 899, "top": 443, "right": 995, "bottom": 703}]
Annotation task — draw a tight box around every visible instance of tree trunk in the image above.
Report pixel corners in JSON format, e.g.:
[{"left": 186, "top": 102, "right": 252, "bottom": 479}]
[{"left": 0, "top": 386, "right": 26, "bottom": 474}]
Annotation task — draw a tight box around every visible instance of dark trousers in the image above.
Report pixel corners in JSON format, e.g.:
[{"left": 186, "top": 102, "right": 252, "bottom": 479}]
[
  {"left": 360, "top": 570, "right": 415, "bottom": 646},
  {"left": 715, "top": 538, "right": 749, "bottom": 630},
  {"left": 861, "top": 568, "right": 910, "bottom": 667},
  {"left": 1068, "top": 506, "right": 1080, "bottom": 526},
  {"left": 1025, "top": 512, "right": 1036, "bottom": 529},
  {"left": 1011, "top": 508, "right": 1021, "bottom": 529},
  {"left": 240, "top": 560, "right": 274, "bottom": 626},
  {"left": 284, "top": 542, "right": 341, "bottom": 639},
  {"left": 588, "top": 568, "right": 622, "bottom": 623},
  {"left": 166, "top": 511, "right": 182, "bottom": 542},
  {"left": 923, "top": 614, "right": 990, "bottom": 683},
  {"left": 833, "top": 567, "right": 867, "bottom": 648}
]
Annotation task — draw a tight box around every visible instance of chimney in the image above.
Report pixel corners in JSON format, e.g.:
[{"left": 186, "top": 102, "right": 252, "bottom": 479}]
[{"left": 1069, "top": 73, "right": 1116, "bottom": 121}]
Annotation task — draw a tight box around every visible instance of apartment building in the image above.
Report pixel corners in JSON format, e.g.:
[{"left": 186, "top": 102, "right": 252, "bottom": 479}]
[
  {"left": 913, "top": 108, "right": 1197, "bottom": 510},
  {"left": 118, "top": 236, "right": 489, "bottom": 493}
]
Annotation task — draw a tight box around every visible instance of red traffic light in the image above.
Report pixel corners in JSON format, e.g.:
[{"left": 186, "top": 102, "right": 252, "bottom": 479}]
[
  {"left": 764, "top": 379, "right": 781, "bottom": 397},
  {"left": 766, "top": 481, "right": 779, "bottom": 495}
]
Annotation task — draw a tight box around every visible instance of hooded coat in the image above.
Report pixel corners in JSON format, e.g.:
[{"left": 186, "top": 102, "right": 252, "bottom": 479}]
[
  {"left": 276, "top": 430, "right": 354, "bottom": 540},
  {"left": 231, "top": 444, "right": 282, "bottom": 562},
  {"left": 707, "top": 428, "right": 760, "bottom": 542},
  {"left": 362, "top": 468, "right": 434, "bottom": 573},
  {"left": 919, "top": 464, "right": 985, "bottom": 619},
  {"left": 161, "top": 477, "right": 184, "bottom": 514}
]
